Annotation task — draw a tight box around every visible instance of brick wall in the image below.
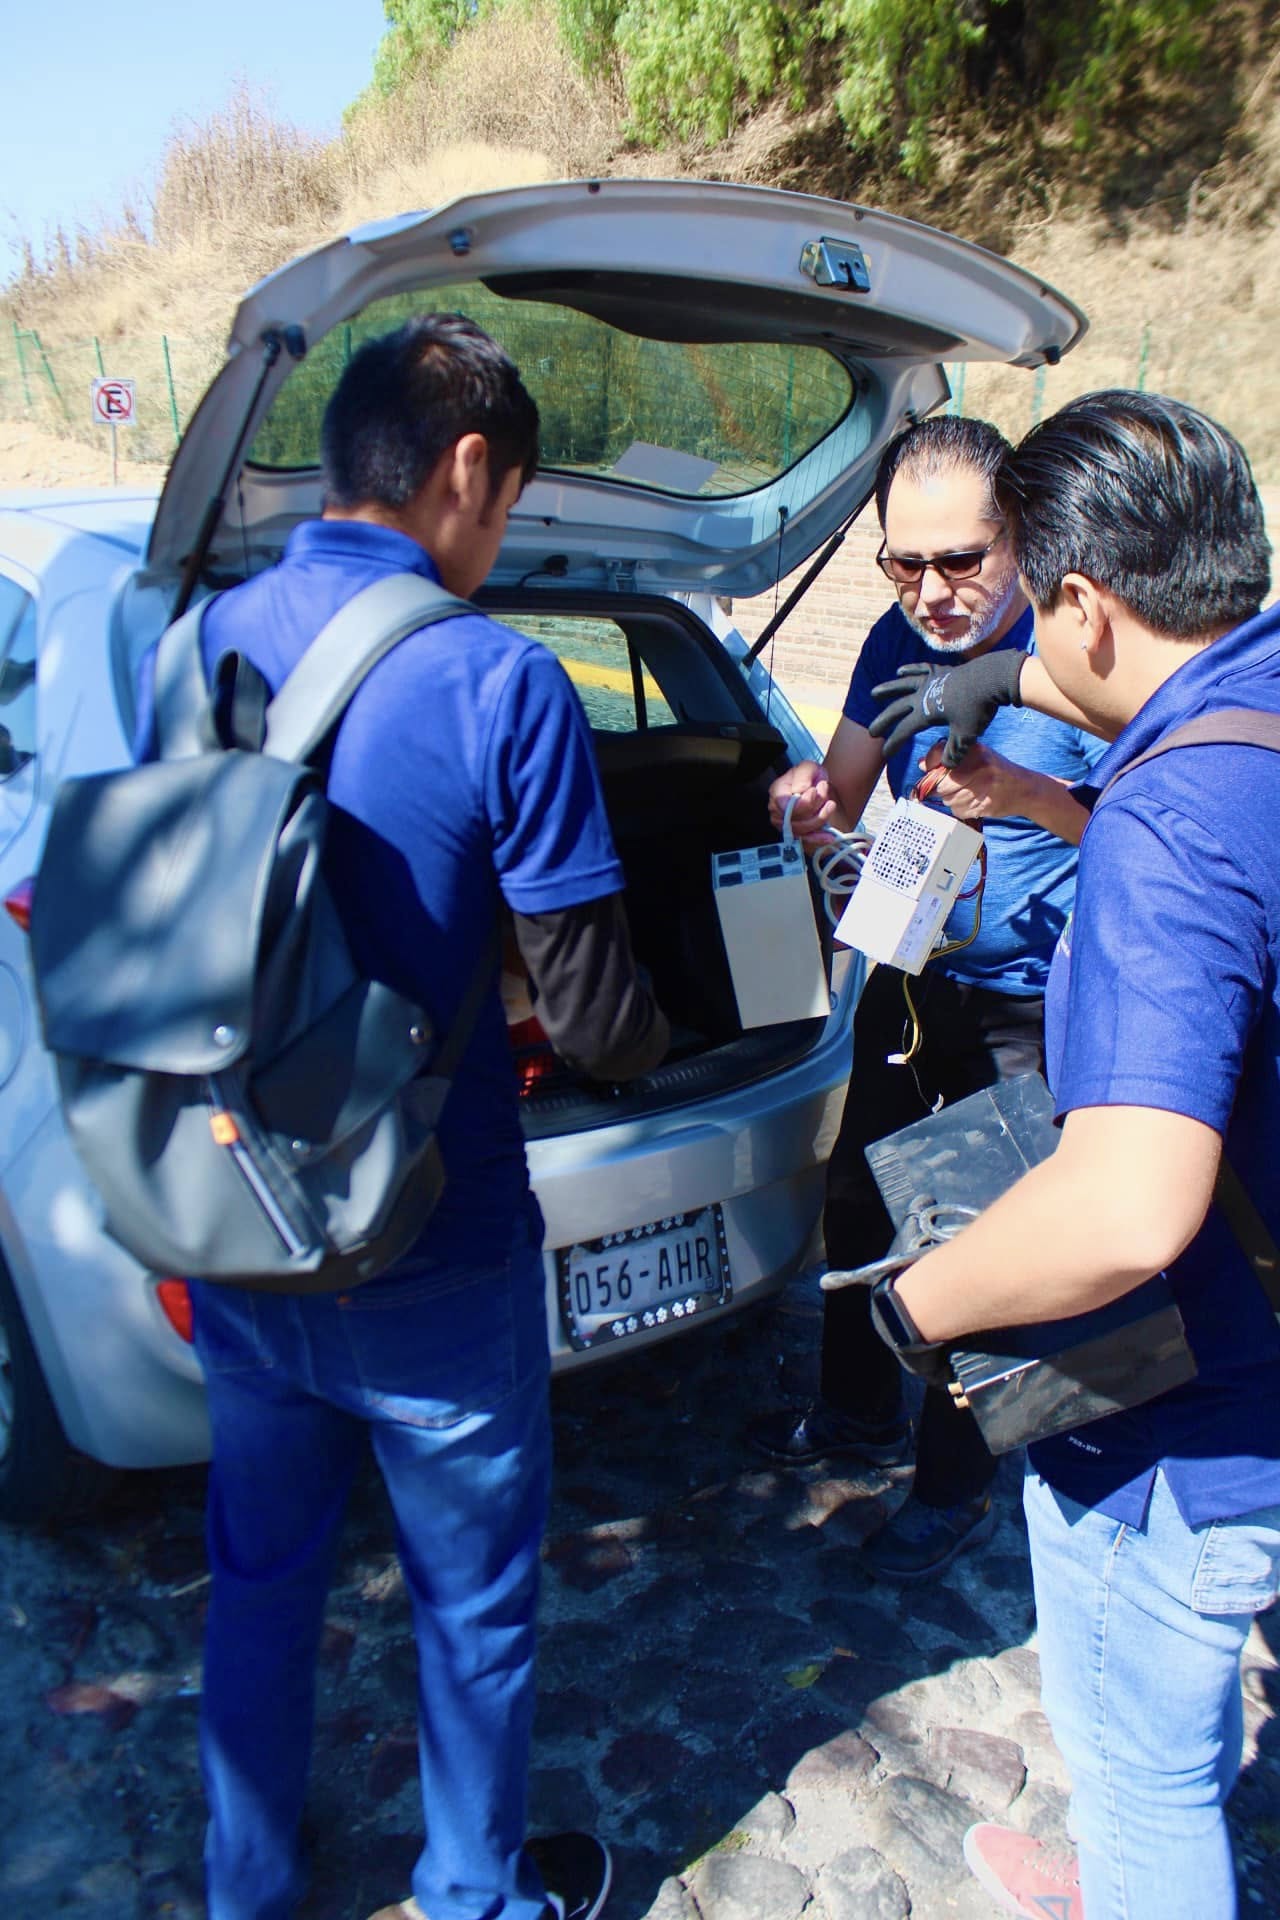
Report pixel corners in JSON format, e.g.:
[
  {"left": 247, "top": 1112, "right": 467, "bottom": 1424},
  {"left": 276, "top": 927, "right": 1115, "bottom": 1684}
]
[
  {"left": 731, "top": 487, "right": 1280, "bottom": 698},
  {"left": 726, "top": 501, "right": 887, "bottom": 694}
]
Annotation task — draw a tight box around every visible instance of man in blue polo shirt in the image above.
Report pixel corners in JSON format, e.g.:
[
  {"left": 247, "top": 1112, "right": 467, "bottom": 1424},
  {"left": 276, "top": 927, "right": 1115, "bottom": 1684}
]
[
  {"left": 867, "top": 390, "right": 1280, "bottom": 1919},
  {"left": 751, "top": 415, "right": 1105, "bottom": 1582},
  {"left": 137, "top": 316, "right": 667, "bottom": 1920}
]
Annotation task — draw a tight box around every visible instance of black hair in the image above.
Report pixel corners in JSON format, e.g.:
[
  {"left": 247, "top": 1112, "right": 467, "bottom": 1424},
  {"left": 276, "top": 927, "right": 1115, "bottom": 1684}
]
[
  {"left": 874, "top": 414, "right": 1012, "bottom": 527},
  {"left": 998, "top": 390, "right": 1271, "bottom": 638},
  {"left": 321, "top": 312, "right": 540, "bottom": 510}
]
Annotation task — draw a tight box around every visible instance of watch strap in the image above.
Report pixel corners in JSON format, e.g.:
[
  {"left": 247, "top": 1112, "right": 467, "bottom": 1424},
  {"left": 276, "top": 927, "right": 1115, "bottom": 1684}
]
[{"left": 870, "top": 1273, "right": 928, "bottom": 1350}]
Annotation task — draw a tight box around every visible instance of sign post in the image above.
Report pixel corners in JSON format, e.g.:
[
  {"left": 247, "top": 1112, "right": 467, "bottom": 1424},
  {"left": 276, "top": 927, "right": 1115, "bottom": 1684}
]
[{"left": 90, "top": 377, "right": 136, "bottom": 484}]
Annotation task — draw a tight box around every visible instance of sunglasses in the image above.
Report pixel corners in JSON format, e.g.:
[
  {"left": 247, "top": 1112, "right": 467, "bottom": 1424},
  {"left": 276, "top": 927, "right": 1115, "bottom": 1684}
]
[{"left": 876, "top": 529, "right": 1006, "bottom": 587}]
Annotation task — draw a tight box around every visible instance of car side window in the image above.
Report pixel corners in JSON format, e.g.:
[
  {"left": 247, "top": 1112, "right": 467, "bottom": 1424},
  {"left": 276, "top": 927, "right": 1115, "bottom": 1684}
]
[
  {"left": 0, "top": 576, "right": 38, "bottom": 852},
  {"left": 0, "top": 581, "right": 37, "bottom": 780},
  {"left": 496, "top": 613, "right": 677, "bottom": 732}
]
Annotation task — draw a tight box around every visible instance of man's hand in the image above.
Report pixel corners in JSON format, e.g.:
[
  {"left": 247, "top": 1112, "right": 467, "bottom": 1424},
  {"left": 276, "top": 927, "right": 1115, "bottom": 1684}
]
[
  {"left": 869, "top": 649, "right": 1025, "bottom": 767},
  {"left": 919, "top": 741, "right": 1091, "bottom": 845},
  {"left": 768, "top": 760, "right": 839, "bottom": 847},
  {"left": 919, "top": 742, "right": 1037, "bottom": 822}
]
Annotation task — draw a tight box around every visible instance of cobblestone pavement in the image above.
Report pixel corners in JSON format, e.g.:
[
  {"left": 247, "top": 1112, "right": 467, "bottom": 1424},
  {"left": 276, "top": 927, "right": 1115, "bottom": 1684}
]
[{"left": 3, "top": 1267, "right": 1279, "bottom": 1920}]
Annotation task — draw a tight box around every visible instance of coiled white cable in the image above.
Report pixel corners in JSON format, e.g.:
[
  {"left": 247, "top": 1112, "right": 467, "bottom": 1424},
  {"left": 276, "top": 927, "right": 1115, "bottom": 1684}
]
[{"left": 780, "top": 793, "right": 874, "bottom": 927}]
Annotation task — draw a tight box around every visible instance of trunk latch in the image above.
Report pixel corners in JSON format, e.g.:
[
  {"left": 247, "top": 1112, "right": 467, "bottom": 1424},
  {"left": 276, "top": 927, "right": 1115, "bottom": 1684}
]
[{"left": 799, "top": 238, "right": 870, "bottom": 294}]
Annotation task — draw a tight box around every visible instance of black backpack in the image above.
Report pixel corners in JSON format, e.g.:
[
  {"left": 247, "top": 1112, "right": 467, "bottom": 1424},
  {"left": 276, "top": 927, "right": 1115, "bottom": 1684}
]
[{"left": 30, "top": 572, "right": 494, "bottom": 1292}]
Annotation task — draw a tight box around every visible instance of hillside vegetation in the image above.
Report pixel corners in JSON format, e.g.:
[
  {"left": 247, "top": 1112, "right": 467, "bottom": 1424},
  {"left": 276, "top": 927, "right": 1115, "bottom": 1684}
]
[{"left": 3, "top": 0, "right": 1279, "bottom": 477}]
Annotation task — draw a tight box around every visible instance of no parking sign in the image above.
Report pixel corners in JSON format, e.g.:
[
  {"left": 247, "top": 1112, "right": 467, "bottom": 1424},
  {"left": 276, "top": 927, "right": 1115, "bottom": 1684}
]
[{"left": 90, "top": 377, "right": 136, "bottom": 428}]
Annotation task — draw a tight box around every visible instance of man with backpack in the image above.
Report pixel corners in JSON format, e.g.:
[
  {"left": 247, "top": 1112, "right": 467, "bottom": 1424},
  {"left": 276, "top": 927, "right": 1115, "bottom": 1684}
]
[
  {"left": 866, "top": 391, "right": 1280, "bottom": 1920},
  {"left": 135, "top": 315, "right": 667, "bottom": 1920}
]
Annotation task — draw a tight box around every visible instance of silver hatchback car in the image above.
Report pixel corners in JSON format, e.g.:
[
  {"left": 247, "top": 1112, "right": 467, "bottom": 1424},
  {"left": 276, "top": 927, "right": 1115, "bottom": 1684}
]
[{"left": 0, "top": 178, "right": 1084, "bottom": 1519}]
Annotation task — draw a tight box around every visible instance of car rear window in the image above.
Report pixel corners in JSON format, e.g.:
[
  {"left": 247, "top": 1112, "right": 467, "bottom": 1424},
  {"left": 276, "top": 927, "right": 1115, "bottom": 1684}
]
[
  {"left": 494, "top": 613, "right": 676, "bottom": 731},
  {"left": 247, "top": 284, "right": 853, "bottom": 499}
]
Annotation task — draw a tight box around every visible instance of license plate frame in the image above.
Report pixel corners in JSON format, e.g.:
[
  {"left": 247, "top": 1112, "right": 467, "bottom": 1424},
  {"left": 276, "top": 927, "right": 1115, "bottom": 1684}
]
[{"left": 556, "top": 1204, "right": 732, "bottom": 1352}]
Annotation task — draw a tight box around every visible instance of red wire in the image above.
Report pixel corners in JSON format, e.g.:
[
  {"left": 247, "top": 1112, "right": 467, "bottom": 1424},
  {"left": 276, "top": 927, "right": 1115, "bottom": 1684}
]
[{"left": 909, "top": 766, "right": 986, "bottom": 899}]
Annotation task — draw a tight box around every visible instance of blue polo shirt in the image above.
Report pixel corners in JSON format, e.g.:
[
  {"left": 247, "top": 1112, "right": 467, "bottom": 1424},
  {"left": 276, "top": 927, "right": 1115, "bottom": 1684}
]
[
  {"left": 844, "top": 604, "right": 1106, "bottom": 995},
  {"left": 1029, "top": 600, "right": 1280, "bottom": 1526},
  {"left": 135, "top": 519, "right": 625, "bottom": 1269}
]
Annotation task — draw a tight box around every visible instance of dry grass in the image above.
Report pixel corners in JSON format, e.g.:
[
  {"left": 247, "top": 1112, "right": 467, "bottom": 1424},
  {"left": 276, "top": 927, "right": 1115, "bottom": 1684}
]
[
  {"left": 3, "top": 3, "right": 1280, "bottom": 478},
  {"left": 338, "top": 4, "right": 620, "bottom": 223},
  {"left": 152, "top": 87, "right": 340, "bottom": 250}
]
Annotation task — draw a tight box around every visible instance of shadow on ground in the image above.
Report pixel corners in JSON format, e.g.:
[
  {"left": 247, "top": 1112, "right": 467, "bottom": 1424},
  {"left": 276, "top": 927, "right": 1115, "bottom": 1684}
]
[{"left": 1, "top": 1271, "right": 1278, "bottom": 1919}]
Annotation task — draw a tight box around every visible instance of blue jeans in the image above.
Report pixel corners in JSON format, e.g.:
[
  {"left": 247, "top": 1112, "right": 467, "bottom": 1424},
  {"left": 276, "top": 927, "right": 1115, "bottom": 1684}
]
[
  {"left": 190, "top": 1221, "right": 552, "bottom": 1920},
  {"left": 1025, "top": 1466, "right": 1280, "bottom": 1919}
]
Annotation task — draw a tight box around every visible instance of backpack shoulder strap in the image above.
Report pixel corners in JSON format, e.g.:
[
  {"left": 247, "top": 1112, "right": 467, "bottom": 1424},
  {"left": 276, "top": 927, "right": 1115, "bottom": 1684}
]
[
  {"left": 263, "top": 573, "right": 476, "bottom": 764},
  {"left": 1098, "top": 708, "right": 1280, "bottom": 802},
  {"left": 151, "top": 602, "right": 216, "bottom": 760},
  {"left": 1096, "top": 705, "right": 1280, "bottom": 1298}
]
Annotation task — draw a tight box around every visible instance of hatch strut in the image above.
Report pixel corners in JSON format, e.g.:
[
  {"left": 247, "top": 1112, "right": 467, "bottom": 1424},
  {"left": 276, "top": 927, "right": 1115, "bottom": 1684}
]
[
  {"left": 171, "top": 324, "right": 307, "bottom": 619},
  {"left": 742, "top": 494, "right": 871, "bottom": 667},
  {"left": 627, "top": 638, "right": 649, "bottom": 730}
]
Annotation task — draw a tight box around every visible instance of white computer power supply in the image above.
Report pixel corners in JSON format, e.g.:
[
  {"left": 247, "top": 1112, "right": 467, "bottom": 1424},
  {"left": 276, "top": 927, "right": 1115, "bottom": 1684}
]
[
  {"left": 833, "top": 799, "right": 982, "bottom": 975},
  {"left": 711, "top": 839, "right": 831, "bottom": 1029}
]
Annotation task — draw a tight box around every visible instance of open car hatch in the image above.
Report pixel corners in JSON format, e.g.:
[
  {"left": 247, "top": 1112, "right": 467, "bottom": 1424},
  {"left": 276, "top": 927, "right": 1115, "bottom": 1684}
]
[{"left": 148, "top": 177, "right": 1086, "bottom": 601}]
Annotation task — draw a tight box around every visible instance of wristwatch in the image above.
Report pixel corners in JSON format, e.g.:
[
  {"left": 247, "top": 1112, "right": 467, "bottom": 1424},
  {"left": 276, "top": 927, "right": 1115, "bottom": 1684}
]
[
  {"left": 868, "top": 1271, "right": 928, "bottom": 1351},
  {"left": 868, "top": 1272, "right": 954, "bottom": 1387}
]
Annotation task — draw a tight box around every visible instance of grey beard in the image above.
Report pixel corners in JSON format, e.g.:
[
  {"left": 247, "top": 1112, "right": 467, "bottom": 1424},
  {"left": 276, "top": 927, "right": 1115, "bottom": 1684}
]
[{"left": 906, "top": 573, "right": 1021, "bottom": 655}]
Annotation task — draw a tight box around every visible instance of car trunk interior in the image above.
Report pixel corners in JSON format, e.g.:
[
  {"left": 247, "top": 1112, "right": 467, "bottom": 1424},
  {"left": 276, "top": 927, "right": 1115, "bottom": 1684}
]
[{"left": 477, "top": 592, "right": 835, "bottom": 1138}]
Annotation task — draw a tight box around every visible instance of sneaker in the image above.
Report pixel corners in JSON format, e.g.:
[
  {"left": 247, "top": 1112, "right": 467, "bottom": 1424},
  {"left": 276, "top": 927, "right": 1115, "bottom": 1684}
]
[
  {"left": 365, "top": 1832, "right": 611, "bottom": 1920},
  {"left": 749, "top": 1398, "right": 912, "bottom": 1468},
  {"left": 527, "top": 1831, "right": 612, "bottom": 1920},
  {"left": 859, "top": 1490, "right": 996, "bottom": 1582},
  {"left": 963, "top": 1823, "right": 1083, "bottom": 1918}
]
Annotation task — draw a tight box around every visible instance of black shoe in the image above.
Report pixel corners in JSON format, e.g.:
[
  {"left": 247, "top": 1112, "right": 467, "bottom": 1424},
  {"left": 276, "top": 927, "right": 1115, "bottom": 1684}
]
[
  {"left": 528, "top": 1831, "right": 612, "bottom": 1920},
  {"left": 859, "top": 1491, "right": 996, "bottom": 1583},
  {"left": 749, "top": 1399, "right": 912, "bottom": 1468}
]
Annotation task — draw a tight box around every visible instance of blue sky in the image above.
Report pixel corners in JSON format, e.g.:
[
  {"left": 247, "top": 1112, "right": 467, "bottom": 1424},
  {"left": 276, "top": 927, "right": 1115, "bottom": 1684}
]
[{"left": 2, "top": 0, "right": 388, "bottom": 279}]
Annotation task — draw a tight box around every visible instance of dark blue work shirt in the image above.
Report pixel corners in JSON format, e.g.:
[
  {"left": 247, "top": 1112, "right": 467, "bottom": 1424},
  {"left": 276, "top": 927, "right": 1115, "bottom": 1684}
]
[
  {"left": 135, "top": 519, "right": 625, "bottom": 1269},
  {"left": 1031, "top": 599, "right": 1280, "bottom": 1526},
  {"left": 844, "top": 604, "right": 1105, "bottom": 995}
]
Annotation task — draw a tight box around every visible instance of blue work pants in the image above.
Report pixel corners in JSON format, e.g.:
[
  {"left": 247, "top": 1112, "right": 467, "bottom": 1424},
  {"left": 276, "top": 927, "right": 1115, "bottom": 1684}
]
[{"left": 190, "top": 1223, "right": 552, "bottom": 1920}]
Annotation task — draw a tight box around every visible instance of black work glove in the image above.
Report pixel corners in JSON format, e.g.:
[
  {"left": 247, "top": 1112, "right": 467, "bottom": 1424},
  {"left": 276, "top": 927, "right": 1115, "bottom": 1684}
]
[
  {"left": 868, "top": 1274, "right": 955, "bottom": 1389},
  {"left": 868, "top": 648, "right": 1025, "bottom": 768}
]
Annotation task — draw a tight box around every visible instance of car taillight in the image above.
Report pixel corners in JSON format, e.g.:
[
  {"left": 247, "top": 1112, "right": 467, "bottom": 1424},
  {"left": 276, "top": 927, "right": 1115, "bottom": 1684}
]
[
  {"left": 3, "top": 878, "right": 33, "bottom": 932},
  {"left": 508, "top": 1014, "right": 559, "bottom": 1096},
  {"left": 155, "top": 1279, "right": 194, "bottom": 1343}
]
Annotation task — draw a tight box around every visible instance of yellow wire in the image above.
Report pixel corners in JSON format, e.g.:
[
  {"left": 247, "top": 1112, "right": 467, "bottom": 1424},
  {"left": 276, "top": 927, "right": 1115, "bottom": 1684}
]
[{"left": 897, "top": 844, "right": 988, "bottom": 1065}]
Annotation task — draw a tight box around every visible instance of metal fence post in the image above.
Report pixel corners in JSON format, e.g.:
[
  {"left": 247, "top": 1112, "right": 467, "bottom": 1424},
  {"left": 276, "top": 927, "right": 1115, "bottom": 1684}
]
[
  {"left": 11, "top": 322, "right": 33, "bottom": 410},
  {"left": 92, "top": 335, "right": 106, "bottom": 377},
  {"left": 161, "top": 335, "right": 181, "bottom": 445},
  {"left": 1030, "top": 364, "right": 1047, "bottom": 429},
  {"left": 31, "top": 330, "right": 67, "bottom": 418},
  {"left": 948, "top": 363, "right": 966, "bottom": 417},
  {"left": 1136, "top": 323, "right": 1152, "bottom": 392}
]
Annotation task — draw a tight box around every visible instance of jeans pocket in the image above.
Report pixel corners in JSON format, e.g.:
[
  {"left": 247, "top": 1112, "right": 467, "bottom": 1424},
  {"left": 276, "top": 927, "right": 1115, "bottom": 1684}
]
[
  {"left": 1190, "top": 1504, "right": 1280, "bottom": 1615},
  {"left": 341, "top": 1259, "right": 518, "bottom": 1429},
  {"left": 189, "top": 1284, "right": 274, "bottom": 1375}
]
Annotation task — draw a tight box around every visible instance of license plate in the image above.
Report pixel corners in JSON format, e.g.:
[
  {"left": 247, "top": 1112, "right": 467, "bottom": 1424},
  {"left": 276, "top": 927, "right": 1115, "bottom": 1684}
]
[{"left": 556, "top": 1205, "right": 731, "bottom": 1351}]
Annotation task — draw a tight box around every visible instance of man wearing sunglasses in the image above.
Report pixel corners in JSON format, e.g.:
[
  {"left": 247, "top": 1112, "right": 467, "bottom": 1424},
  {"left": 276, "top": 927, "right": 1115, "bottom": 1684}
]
[{"left": 750, "top": 414, "right": 1106, "bottom": 1581}]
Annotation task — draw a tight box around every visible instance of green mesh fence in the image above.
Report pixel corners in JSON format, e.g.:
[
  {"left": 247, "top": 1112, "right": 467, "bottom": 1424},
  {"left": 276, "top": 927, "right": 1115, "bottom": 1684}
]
[
  {"left": 247, "top": 287, "right": 854, "bottom": 496},
  {"left": 0, "top": 317, "right": 1274, "bottom": 483},
  {"left": 0, "top": 324, "right": 223, "bottom": 467}
]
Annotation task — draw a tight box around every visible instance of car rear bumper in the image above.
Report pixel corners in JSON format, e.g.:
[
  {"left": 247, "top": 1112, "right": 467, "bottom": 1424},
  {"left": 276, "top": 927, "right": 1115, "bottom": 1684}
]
[
  {"left": 9, "top": 1018, "right": 850, "bottom": 1465},
  {"left": 529, "top": 1034, "right": 849, "bottom": 1369}
]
